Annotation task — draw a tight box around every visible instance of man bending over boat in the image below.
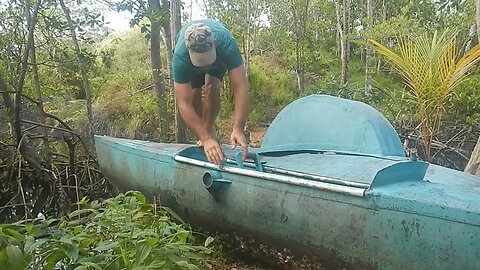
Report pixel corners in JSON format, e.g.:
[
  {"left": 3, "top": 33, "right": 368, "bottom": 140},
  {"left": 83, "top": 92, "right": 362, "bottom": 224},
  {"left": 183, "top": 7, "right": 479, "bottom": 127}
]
[{"left": 172, "top": 19, "right": 249, "bottom": 165}]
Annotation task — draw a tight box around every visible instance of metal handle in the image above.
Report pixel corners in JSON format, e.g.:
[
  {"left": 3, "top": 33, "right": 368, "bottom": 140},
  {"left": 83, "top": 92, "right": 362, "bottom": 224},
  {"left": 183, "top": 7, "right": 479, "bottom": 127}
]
[{"left": 234, "top": 151, "right": 264, "bottom": 172}]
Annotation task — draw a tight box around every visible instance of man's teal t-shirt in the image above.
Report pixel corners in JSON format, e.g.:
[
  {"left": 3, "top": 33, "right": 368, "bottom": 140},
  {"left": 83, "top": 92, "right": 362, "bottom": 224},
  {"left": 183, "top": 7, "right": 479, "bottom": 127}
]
[{"left": 172, "top": 19, "right": 244, "bottom": 84}]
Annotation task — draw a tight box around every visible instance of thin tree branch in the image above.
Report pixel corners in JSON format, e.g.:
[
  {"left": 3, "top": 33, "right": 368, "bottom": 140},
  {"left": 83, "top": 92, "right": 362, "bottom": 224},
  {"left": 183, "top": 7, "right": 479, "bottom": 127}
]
[
  {"left": 45, "top": 113, "right": 96, "bottom": 162},
  {"left": 59, "top": 0, "right": 96, "bottom": 150},
  {"left": 406, "top": 133, "right": 469, "bottom": 160},
  {"left": 0, "top": 90, "right": 39, "bottom": 104},
  {"left": 20, "top": 119, "right": 80, "bottom": 135},
  {"left": 0, "top": 203, "right": 32, "bottom": 211}
]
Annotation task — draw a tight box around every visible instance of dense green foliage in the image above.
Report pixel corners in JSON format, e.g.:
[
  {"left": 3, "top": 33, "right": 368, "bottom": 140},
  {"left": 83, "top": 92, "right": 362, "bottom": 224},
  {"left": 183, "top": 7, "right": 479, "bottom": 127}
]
[{"left": 0, "top": 191, "right": 212, "bottom": 269}]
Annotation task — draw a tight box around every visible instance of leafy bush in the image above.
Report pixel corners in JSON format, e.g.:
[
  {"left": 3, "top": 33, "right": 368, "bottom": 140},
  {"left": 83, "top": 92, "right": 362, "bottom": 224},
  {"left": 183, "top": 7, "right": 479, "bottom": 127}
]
[{"left": 0, "top": 191, "right": 213, "bottom": 270}]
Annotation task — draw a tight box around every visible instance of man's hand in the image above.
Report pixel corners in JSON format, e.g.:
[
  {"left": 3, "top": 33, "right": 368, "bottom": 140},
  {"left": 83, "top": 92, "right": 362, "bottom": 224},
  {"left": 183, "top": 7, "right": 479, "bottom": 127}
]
[
  {"left": 201, "top": 137, "right": 224, "bottom": 165},
  {"left": 231, "top": 129, "right": 248, "bottom": 161}
]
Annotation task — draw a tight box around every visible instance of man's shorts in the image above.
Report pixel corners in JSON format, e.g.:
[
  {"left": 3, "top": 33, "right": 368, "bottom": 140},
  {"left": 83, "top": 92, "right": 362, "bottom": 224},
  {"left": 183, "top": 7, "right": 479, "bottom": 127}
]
[{"left": 191, "top": 66, "right": 227, "bottom": 89}]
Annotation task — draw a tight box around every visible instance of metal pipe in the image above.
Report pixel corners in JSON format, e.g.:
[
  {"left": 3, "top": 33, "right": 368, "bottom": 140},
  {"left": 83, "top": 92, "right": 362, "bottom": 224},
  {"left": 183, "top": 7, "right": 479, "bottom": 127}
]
[
  {"left": 174, "top": 156, "right": 366, "bottom": 197},
  {"left": 224, "top": 157, "right": 370, "bottom": 189},
  {"left": 202, "top": 171, "right": 231, "bottom": 189}
]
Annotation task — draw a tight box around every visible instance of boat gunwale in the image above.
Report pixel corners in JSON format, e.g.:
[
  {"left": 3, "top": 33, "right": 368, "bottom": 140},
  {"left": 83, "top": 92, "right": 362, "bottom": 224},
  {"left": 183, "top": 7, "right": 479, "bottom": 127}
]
[
  {"left": 96, "top": 136, "right": 368, "bottom": 196},
  {"left": 174, "top": 155, "right": 367, "bottom": 197}
]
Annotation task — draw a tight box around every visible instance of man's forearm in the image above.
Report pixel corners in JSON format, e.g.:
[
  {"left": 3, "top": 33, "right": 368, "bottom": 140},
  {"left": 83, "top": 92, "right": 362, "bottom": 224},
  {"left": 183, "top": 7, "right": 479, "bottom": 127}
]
[
  {"left": 233, "top": 84, "right": 249, "bottom": 131},
  {"left": 178, "top": 103, "right": 211, "bottom": 141}
]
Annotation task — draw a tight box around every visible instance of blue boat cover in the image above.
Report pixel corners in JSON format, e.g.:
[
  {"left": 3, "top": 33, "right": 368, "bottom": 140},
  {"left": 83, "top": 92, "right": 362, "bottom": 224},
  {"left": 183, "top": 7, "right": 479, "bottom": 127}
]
[{"left": 260, "top": 95, "right": 406, "bottom": 157}]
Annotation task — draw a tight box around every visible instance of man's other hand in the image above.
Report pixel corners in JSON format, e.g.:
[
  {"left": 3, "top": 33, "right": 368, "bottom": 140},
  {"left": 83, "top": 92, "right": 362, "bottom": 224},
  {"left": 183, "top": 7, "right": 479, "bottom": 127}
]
[
  {"left": 201, "top": 138, "right": 224, "bottom": 165},
  {"left": 230, "top": 130, "right": 248, "bottom": 161}
]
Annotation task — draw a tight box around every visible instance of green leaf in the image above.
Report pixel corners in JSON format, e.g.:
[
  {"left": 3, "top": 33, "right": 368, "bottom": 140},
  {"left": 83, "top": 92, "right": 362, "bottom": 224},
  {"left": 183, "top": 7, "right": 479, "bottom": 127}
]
[
  {"left": 77, "top": 197, "right": 90, "bottom": 206},
  {"left": 132, "top": 266, "right": 148, "bottom": 270},
  {"left": 61, "top": 243, "right": 79, "bottom": 261},
  {"left": 204, "top": 236, "right": 214, "bottom": 248},
  {"left": 0, "top": 249, "right": 8, "bottom": 266},
  {"left": 132, "top": 211, "right": 147, "bottom": 220},
  {"left": 24, "top": 236, "right": 47, "bottom": 254},
  {"left": 6, "top": 245, "right": 23, "bottom": 264},
  {"left": 69, "top": 208, "right": 99, "bottom": 219},
  {"left": 59, "top": 235, "right": 73, "bottom": 245},
  {"left": 5, "top": 228, "right": 25, "bottom": 242},
  {"left": 177, "top": 230, "right": 189, "bottom": 243},
  {"left": 72, "top": 225, "right": 83, "bottom": 234},
  {"left": 42, "top": 218, "right": 60, "bottom": 228},
  {"left": 45, "top": 249, "right": 66, "bottom": 270},
  {"left": 147, "top": 260, "right": 166, "bottom": 268},
  {"left": 75, "top": 262, "right": 103, "bottom": 270},
  {"left": 133, "top": 241, "right": 152, "bottom": 266},
  {"left": 145, "top": 237, "right": 158, "bottom": 247},
  {"left": 175, "top": 260, "right": 201, "bottom": 270},
  {"left": 162, "top": 207, "right": 185, "bottom": 223},
  {"left": 25, "top": 222, "right": 44, "bottom": 236},
  {"left": 94, "top": 241, "right": 118, "bottom": 251},
  {"left": 133, "top": 192, "right": 147, "bottom": 204},
  {"left": 76, "top": 254, "right": 106, "bottom": 264},
  {"left": 25, "top": 223, "right": 34, "bottom": 232}
]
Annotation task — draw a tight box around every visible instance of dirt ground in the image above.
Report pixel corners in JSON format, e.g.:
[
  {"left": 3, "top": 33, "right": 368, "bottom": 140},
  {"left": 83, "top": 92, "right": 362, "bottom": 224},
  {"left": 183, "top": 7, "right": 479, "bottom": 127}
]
[
  {"left": 216, "top": 118, "right": 268, "bottom": 148},
  {"left": 200, "top": 231, "right": 326, "bottom": 270},
  {"left": 246, "top": 126, "right": 268, "bottom": 148}
]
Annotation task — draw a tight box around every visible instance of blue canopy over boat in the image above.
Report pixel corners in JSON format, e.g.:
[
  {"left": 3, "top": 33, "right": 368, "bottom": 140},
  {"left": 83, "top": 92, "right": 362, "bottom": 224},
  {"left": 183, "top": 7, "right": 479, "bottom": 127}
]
[{"left": 260, "top": 94, "right": 406, "bottom": 157}]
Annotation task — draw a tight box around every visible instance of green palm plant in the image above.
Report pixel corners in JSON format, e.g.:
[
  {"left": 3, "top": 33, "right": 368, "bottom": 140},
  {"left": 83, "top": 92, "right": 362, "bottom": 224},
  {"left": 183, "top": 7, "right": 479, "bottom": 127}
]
[{"left": 368, "top": 30, "right": 480, "bottom": 161}]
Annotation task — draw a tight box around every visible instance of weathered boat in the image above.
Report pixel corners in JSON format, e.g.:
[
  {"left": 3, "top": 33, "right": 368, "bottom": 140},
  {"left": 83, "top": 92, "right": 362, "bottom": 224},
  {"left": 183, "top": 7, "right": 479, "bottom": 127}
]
[{"left": 95, "top": 95, "right": 480, "bottom": 270}]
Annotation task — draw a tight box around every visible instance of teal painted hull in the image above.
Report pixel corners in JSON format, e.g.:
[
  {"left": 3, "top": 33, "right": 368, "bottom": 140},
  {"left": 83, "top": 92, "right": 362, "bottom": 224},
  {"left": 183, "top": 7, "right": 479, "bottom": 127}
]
[
  {"left": 95, "top": 136, "right": 480, "bottom": 270},
  {"left": 95, "top": 95, "right": 480, "bottom": 269}
]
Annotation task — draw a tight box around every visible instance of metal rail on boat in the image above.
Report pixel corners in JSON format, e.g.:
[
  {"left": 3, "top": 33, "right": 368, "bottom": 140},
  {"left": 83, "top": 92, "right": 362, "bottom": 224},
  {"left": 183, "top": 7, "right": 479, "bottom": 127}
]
[
  {"left": 224, "top": 157, "right": 370, "bottom": 189},
  {"left": 174, "top": 155, "right": 367, "bottom": 197}
]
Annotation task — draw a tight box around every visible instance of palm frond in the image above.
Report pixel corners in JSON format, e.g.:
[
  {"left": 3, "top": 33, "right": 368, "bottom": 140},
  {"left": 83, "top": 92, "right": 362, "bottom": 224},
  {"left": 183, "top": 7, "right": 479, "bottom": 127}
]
[{"left": 367, "top": 30, "right": 480, "bottom": 160}]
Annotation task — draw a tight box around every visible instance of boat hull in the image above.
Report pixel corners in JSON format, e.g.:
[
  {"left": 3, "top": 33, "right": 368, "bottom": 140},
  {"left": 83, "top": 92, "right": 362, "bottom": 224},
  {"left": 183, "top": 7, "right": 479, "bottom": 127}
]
[{"left": 95, "top": 136, "right": 480, "bottom": 270}]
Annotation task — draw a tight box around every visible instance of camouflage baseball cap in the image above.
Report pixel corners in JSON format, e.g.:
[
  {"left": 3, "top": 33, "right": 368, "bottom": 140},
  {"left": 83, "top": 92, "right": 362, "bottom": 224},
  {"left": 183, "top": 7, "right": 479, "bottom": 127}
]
[{"left": 185, "top": 23, "right": 216, "bottom": 67}]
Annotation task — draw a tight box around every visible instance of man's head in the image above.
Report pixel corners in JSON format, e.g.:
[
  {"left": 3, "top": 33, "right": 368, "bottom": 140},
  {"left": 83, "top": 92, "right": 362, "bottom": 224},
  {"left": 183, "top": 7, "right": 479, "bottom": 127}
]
[{"left": 185, "top": 23, "right": 216, "bottom": 67}]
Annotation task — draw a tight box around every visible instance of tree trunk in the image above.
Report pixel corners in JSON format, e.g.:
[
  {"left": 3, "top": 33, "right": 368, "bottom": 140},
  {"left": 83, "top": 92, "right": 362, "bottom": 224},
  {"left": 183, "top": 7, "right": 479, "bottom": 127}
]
[
  {"left": 148, "top": 0, "right": 164, "bottom": 92},
  {"left": 336, "top": 0, "right": 350, "bottom": 98},
  {"left": 148, "top": 0, "right": 167, "bottom": 139},
  {"left": 291, "top": 0, "right": 308, "bottom": 95},
  {"left": 295, "top": 40, "right": 304, "bottom": 95},
  {"left": 59, "top": 0, "right": 95, "bottom": 150},
  {"left": 161, "top": 0, "right": 173, "bottom": 74},
  {"left": 14, "top": 0, "right": 42, "bottom": 146},
  {"left": 342, "top": 0, "right": 350, "bottom": 98},
  {"left": 171, "top": 0, "right": 182, "bottom": 48},
  {"left": 171, "top": 0, "right": 187, "bottom": 143},
  {"left": 1, "top": 77, "right": 14, "bottom": 123},
  {"left": 2, "top": 71, "right": 53, "bottom": 220},
  {"left": 31, "top": 38, "right": 53, "bottom": 169},
  {"left": 377, "top": 0, "right": 386, "bottom": 72},
  {"left": 465, "top": 136, "right": 480, "bottom": 176},
  {"left": 364, "top": 0, "right": 373, "bottom": 97}
]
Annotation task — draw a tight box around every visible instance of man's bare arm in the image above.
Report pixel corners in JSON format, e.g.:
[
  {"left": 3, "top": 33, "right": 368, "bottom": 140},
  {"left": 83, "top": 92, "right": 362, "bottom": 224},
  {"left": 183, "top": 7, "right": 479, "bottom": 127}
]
[
  {"left": 174, "top": 82, "right": 211, "bottom": 141},
  {"left": 228, "top": 65, "right": 249, "bottom": 159},
  {"left": 228, "top": 65, "right": 249, "bottom": 133},
  {"left": 174, "top": 82, "right": 224, "bottom": 164}
]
